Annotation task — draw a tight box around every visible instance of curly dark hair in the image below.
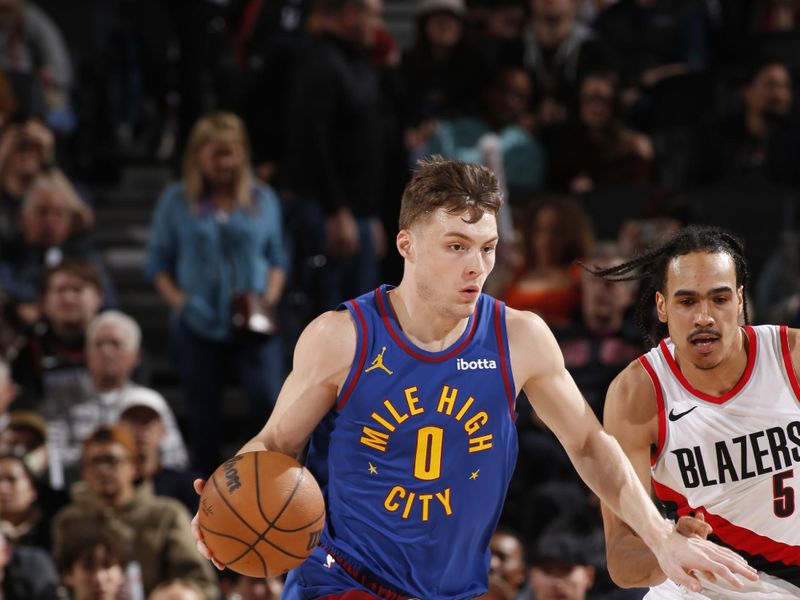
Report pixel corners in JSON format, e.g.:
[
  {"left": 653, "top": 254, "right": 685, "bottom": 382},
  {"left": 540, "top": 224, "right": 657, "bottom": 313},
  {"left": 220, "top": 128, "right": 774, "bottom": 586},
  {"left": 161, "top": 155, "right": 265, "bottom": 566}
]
[{"left": 581, "top": 225, "right": 749, "bottom": 346}]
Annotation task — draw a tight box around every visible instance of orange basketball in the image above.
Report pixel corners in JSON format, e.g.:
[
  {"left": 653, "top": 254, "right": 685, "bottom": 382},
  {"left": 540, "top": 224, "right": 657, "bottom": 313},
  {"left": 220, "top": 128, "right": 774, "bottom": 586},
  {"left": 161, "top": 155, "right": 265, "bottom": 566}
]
[{"left": 198, "top": 451, "right": 326, "bottom": 577}]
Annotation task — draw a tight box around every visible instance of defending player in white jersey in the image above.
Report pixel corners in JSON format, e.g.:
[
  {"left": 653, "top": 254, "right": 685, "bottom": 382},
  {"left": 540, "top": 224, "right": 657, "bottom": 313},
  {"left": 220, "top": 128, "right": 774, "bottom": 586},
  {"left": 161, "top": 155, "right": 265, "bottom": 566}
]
[{"left": 588, "top": 225, "right": 800, "bottom": 599}]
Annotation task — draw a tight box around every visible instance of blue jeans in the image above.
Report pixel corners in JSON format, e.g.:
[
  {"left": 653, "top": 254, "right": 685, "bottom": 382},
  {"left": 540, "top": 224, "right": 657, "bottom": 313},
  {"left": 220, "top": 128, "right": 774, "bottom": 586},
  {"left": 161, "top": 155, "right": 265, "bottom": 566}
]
[{"left": 171, "top": 317, "right": 284, "bottom": 474}]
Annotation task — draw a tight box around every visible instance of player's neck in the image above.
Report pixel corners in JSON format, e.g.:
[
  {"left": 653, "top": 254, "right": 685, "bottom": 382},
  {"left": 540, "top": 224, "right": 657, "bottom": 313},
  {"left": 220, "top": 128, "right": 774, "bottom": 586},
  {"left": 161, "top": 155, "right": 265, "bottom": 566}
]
[
  {"left": 388, "top": 285, "right": 471, "bottom": 351},
  {"left": 676, "top": 327, "right": 749, "bottom": 397}
]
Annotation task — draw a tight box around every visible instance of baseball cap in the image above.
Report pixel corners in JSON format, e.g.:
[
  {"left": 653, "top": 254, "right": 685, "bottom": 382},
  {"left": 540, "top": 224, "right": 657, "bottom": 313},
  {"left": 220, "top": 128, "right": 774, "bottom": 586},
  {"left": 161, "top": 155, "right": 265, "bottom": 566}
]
[
  {"left": 117, "top": 387, "right": 170, "bottom": 422},
  {"left": 417, "top": 0, "right": 466, "bottom": 17},
  {"left": 7, "top": 411, "right": 48, "bottom": 446}
]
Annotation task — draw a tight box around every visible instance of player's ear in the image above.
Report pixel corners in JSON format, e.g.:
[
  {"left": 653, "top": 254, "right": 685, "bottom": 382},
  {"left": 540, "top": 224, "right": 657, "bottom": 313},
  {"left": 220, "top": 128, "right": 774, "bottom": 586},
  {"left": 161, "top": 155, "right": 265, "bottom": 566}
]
[
  {"left": 655, "top": 291, "right": 667, "bottom": 323},
  {"left": 397, "top": 229, "right": 414, "bottom": 261},
  {"left": 737, "top": 285, "right": 744, "bottom": 315}
]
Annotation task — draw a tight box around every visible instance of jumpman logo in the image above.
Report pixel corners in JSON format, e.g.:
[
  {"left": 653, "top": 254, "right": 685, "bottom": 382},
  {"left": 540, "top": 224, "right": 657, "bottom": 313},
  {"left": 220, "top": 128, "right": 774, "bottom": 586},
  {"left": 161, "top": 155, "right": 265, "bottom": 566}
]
[{"left": 365, "top": 346, "right": 393, "bottom": 375}]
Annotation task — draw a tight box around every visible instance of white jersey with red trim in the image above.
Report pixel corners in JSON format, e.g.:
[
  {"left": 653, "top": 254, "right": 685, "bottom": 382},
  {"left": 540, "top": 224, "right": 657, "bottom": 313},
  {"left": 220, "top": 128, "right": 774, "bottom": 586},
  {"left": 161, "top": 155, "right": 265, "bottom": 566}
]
[{"left": 640, "top": 325, "right": 800, "bottom": 599}]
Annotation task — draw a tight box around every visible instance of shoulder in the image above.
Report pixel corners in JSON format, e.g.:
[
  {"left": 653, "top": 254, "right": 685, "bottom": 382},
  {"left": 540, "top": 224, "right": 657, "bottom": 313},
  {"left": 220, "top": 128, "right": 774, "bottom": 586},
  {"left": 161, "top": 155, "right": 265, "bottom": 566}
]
[
  {"left": 604, "top": 358, "right": 658, "bottom": 435},
  {"left": 505, "top": 307, "right": 566, "bottom": 377},
  {"left": 784, "top": 326, "right": 800, "bottom": 368},
  {"left": 156, "top": 182, "right": 187, "bottom": 207},
  {"left": 294, "top": 309, "right": 358, "bottom": 374}
]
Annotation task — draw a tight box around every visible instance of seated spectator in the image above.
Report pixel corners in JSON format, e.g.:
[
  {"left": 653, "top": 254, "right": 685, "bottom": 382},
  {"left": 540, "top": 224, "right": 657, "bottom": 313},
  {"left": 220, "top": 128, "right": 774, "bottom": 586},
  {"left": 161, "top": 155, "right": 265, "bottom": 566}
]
[
  {"left": 12, "top": 260, "right": 103, "bottom": 410},
  {"left": 594, "top": 0, "right": 708, "bottom": 105},
  {"left": 497, "top": 196, "right": 594, "bottom": 327},
  {"left": 554, "top": 241, "right": 643, "bottom": 418},
  {"left": 547, "top": 72, "right": 653, "bottom": 193},
  {"left": 221, "top": 572, "right": 284, "bottom": 599},
  {"left": 42, "top": 310, "right": 188, "bottom": 485},
  {"left": 56, "top": 528, "right": 132, "bottom": 600},
  {"left": 145, "top": 111, "right": 288, "bottom": 474},
  {"left": 0, "top": 526, "right": 59, "bottom": 599},
  {"left": 52, "top": 426, "right": 218, "bottom": 598},
  {"left": 401, "top": 0, "right": 488, "bottom": 126},
  {"left": 521, "top": 0, "right": 614, "bottom": 127},
  {"left": 0, "top": 173, "right": 113, "bottom": 324},
  {"left": 421, "top": 66, "right": 546, "bottom": 205},
  {"left": 0, "top": 451, "right": 53, "bottom": 551},
  {"left": 756, "top": 230, "right": 800, "bottom": 325},
  {"left": 0, "top": 411, "right": 51, "bottom": 484},
  {"left": 149, "top": 578, "right": 206, "bottom": 600},
  {"left": 0, "top": 116, "right": 91, "bottom": 258},
  {"left": 527, "top": 516, "right": 600, "bottom": 600},
  {"left": 0, "top": 0, "right": 73, "bottom": 129},
  {"left": 692, "top": 59, "right": 795, "bottom": 185},
  {"left": 117, "top": 391, "right": 198, "bottom": 512},
  {"left": 489, "top": 527, "right": 533, "bottom": 600}
]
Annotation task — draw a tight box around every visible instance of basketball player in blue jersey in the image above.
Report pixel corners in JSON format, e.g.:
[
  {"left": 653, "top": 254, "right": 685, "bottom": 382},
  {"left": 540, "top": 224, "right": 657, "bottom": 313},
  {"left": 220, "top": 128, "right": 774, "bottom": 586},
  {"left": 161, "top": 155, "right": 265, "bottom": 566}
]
[
  {"left": 192, "top": 159, "right": 757, "bottom": 599},
  {"left": 590, "top": 226, "right": 800, "bottom": 599}
]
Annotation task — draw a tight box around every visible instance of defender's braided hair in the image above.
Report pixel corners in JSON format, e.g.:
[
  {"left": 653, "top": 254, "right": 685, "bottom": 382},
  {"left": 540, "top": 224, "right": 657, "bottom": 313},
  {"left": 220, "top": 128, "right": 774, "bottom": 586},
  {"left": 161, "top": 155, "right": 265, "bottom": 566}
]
[{"left": 582, "top": 225, "right": 750, "bottom": 346}]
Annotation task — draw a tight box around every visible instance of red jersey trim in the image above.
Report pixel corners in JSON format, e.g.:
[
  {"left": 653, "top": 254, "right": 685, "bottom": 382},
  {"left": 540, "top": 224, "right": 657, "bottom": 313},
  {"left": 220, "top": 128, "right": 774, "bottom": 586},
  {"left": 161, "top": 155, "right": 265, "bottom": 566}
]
[
  {"left": 493, "top": 300, "right": 516, "bottom": 419},
  {"left": 638, "top": 355, "right": 666, "bottom": 466},
  {"left": 374, "top": 289, "right": 479, "bottom": 363},
  {"left": 337, "top": 301, "right": 369, "bottom": 410},
  {"left": 658, "top": 326, "right": 757, "bottom": 405},
  {"left": 652, "top": 479, "right": 800, "bottom": 567},
  {"left": 779, "top": 325, "right": 800, "bottom": 408}
]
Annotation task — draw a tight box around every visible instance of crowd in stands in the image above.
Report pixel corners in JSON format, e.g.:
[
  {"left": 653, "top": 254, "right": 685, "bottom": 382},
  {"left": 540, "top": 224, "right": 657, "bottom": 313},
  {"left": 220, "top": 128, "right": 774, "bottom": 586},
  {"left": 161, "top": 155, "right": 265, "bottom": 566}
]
[{"left": 0, "top": 0, "right": 798, "bottom": 598}]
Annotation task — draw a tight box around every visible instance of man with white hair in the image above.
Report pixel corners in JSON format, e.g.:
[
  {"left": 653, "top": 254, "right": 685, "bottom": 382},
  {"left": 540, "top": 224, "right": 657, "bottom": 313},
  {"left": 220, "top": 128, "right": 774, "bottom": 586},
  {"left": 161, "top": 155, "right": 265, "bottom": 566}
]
[{"left": 44, "top": 310, "right": 188, "bottom": 485}]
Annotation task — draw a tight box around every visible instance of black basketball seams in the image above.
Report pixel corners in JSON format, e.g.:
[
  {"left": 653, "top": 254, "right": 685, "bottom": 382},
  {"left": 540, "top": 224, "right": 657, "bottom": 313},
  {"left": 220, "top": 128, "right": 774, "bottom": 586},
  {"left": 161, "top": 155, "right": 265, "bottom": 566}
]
[
  {"left": 204, "top": 453, "right": 323, "bottom": 575},
  {"left": 253, "top": 452, "right": 320, "bottom": 532}
]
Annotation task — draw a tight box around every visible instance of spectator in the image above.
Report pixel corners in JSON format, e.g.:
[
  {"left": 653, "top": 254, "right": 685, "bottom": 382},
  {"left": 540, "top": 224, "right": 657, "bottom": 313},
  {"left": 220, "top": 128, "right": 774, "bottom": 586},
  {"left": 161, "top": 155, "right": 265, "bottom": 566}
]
[
  {"left": 148, "top": 578, "right": 206, "bottom": 600},
  {"left": 117, "top": 391, "right": 198, "bottom": 512},
  {"left": 692, "top": 59, "right": 796, "bottom": 185},
  {"left": 528, "top": 516, "right": 600, "bottom": 600},
  {"left": 282, "top": 0, "right": 385, "bottom": 315},
  {"left": 0, "top": 173, "right": 114, "bottom": 325},
  {"left": 0, "top": 411, "right": 49, "bottom": 481},
  {"left": 0, "top": 451, "right": 54, "bottom": 551},
  {"left": 422, "top": 66, "right": 546, "bottom": 205},
  {"left": 52, "top": 426, "right": 218, "bottom": 598},
  {"left": 0, "top": 117, "right": 92, "bottom": 244},
  {"left": 489, "top": 527, "right": 533, "bottom": 600},
  {"left": 554, "top": 241, "right": 643, "bottom": 418},
  {"left": 0, "top": 0, "right": 73, "bottom": 125},
  {"left": 547, "top": 71, "right": 653, "bottom": 193},
  {"left": 400, "top": 0, "right": 488, "bottom": 126},
  {"left": 221, "top": 572, "right": 284, "bottom": 599},
  {"left": 42, "top": 310, "right": 189, "bottom": 486},
  {"left": 56, "top": 528, "right": 131, "bottom": 600},
  {"left": 497, "top": 196, "right": 594, "bottom": 327},
  {"left": 594, "top": 0, "right": 709, "bottom": 102},
  {"left": 145, "top": 111, "right": 287, "bottom": 474},
  {"left": 0, "top": 525, "right": 59, "bottom": 599},
  {"left": 522, "top": 0, "right": 614, "bottom": 127},
  {"left": 12, "top": 260, "right": 103, "bottom": 411}
]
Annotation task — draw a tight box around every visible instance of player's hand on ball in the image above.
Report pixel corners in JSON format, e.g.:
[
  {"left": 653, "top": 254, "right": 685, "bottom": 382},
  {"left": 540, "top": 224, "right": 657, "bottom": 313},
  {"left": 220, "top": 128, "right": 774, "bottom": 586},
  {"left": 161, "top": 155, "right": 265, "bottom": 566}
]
[
  {"left": 192, "top": 478, "right": 225, "bottom": 570},
  {"left": 656, "top": 530, "right": 758, "bottom": 593}
]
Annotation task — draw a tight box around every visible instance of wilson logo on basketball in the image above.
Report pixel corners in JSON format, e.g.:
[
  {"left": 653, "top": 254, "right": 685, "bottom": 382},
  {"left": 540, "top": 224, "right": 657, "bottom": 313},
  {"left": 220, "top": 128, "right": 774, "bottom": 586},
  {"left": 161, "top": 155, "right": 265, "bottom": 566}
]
[{"left": 223, "top": 455, "right": 244, "bottom": 494}]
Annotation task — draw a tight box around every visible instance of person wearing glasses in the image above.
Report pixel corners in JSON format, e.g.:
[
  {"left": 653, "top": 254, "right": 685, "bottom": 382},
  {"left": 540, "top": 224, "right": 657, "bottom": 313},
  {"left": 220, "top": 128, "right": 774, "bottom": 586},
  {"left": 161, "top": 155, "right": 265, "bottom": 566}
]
[{"left": 51, "top": 425, "right": 218, "bottom": 598}]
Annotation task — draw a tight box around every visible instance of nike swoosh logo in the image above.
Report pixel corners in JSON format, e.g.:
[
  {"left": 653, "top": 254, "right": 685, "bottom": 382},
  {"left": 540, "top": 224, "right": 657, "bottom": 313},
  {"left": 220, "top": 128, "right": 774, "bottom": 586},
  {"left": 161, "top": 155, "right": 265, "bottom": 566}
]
[{"left": 668, "top": 406, "right": 698, "bottom": 421}]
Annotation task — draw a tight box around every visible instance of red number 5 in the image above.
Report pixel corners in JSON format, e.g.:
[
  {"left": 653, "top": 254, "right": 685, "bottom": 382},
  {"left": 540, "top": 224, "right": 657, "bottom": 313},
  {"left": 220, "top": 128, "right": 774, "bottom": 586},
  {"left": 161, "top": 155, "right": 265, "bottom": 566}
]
[{"left": 773, "top": 469, "right": 795, "bottom": 518}]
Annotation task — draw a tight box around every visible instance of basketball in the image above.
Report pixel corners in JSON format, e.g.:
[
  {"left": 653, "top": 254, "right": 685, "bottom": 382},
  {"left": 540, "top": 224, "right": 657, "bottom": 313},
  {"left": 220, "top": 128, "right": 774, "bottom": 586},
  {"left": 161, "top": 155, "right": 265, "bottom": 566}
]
[{"left": 198, "top": 450, "right": 326, "bottom": 577}]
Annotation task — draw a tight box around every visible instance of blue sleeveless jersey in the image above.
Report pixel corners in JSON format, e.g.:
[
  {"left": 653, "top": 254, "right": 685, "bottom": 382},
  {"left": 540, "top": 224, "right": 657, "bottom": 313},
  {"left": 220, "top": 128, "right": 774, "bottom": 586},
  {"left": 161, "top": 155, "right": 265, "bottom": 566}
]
[{"left": 303, "top": 285, "right": 519, "bottom": 599}]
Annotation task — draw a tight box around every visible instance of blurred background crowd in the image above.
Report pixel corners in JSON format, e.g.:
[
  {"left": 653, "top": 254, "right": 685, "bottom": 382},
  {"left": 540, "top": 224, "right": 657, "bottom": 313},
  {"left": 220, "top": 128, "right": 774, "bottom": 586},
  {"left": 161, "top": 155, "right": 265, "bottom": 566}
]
[{"left": 0, "top": 0, "right": 799, "bottom": 598}]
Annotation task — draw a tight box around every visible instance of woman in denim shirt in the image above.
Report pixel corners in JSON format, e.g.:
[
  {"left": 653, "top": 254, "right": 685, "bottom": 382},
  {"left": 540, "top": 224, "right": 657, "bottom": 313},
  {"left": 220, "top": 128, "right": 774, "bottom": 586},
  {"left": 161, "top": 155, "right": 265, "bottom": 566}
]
[{"left": 145, "top": 112, "right": 289, "bottom": 473}]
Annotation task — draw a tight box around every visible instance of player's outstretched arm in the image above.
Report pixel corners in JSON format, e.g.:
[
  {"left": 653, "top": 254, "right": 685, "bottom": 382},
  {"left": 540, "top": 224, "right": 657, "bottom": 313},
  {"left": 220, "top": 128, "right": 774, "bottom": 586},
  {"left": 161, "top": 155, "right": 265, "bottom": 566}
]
[
  {"left": 192, "top": 309, "right": 356, "bottom": 566},
  {"left": 509, "top": 309, "right": 758, "bottom": 593}
]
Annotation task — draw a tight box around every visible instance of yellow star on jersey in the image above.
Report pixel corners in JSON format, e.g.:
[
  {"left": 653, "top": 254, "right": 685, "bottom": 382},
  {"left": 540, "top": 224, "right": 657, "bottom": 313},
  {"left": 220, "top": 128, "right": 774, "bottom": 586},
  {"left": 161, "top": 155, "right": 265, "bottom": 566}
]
[
  {"left": 469, "top": 469, "right": 480, "bottom": 480},
  {"left": 368, "top": 462, "right": 378, "bottom": 475}
]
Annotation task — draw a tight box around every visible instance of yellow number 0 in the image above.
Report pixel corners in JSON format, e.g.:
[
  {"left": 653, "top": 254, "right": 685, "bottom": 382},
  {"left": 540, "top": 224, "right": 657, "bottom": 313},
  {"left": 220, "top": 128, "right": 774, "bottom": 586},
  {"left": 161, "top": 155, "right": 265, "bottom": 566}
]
[{"left": 414, "top": 426, "right": 444, "bottom": 480}]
